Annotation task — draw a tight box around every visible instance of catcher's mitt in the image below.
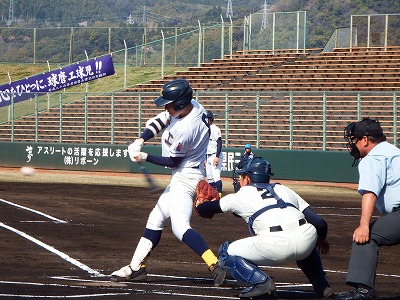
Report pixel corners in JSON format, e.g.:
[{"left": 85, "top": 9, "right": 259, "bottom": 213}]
[{"left": 194, "top": 179, "right": 220, "bottom": 219}]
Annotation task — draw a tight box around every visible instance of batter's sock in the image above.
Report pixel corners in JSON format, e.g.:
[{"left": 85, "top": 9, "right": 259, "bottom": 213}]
[
  {"left": 182, "top": 229, "right": 217, "bottom": 267},
  {"left": 201, "top": 249, "right": 218, "bottom": 267},
  {"left": 143, "top": 228, "right": 162, "bottom": 248}
]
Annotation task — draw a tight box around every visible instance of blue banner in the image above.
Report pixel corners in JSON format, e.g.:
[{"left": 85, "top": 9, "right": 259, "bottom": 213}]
[{"left": 0, "top": 54, "right": 115, "bottom": 108}]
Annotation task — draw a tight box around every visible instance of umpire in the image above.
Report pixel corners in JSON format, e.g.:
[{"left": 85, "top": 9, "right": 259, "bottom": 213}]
[{"left": 338, "top": 117, "right": 400, "bottom": 300}]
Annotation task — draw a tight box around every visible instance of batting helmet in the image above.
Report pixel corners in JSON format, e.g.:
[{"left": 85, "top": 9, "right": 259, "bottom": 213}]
[
  {"left": 206, "top": 110, "right": 214, "bottom": 120},
  {"left": 234, "top": 157, "right": 273, "bottom": 184},
  {"left": 154, "top": 78, "right": 193, "bottom": 111},
  {"left": 244, "top": 143, "right": 252, "bottom": 150}
]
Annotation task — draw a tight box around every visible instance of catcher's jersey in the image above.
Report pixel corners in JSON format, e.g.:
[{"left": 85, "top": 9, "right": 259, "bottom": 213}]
[
  {"left": 219, "top": 183, "right": 309, "bottom": 235},
  {"left": 161, "top": 100, "right": 209, "bottom": 169},
  {"left": 206, "top": 123, "right": 222, "bottom": 156}
]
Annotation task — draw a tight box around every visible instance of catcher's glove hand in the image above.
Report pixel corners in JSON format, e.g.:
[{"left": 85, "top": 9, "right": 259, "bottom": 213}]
[{"left": 194, "top": 180, "right": 220, "bottom": 219}]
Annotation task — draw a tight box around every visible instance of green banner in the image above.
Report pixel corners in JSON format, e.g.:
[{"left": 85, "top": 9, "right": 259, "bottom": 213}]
[{"left": 0, "top": 142, "right": 358, "bottom": 183}]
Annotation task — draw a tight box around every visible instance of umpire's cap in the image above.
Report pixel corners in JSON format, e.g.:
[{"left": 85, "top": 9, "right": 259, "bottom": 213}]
[
  {"left": 154, "top": 78, "right": 193, "bottom": 111},
  {"left": 344, "top": 117, "right": 384, "bottom": 139}
]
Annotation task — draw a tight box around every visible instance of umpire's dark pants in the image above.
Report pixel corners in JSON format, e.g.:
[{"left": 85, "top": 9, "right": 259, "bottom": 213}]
[{"left": 346, "top": 209, "right": 400, "bottom": 289}]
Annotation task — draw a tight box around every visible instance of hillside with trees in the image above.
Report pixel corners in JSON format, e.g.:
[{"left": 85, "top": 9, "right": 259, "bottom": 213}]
[{"left": 0, "top": 0, "right": 399, "bottom": 55}]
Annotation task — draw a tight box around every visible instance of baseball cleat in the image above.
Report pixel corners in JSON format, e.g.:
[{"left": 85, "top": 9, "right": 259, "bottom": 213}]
[
  {"left": 321, "top": 286, "right": 335, "bottom": 298},
  {"left": 110, "top": 265, "right": 147, "bottom": 282},
  {"left": 239, "top": 278, "right": 276, "bottom": 298},
  {"left": 312, "top": 278, "right": 334, "bottom": 298},
  {"left": 209, "top": 262, "right": 226, "bottom": 286},
  {"left": 336, "top": 287, "right": 376, "bottom": 300}
]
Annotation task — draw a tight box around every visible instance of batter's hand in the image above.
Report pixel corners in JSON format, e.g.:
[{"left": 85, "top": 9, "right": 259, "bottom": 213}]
[
  {"left": 128, "top": 139, "right": 144, "bottom": 154},
  {"left": 129, "top": 151, "right": 148, "bottom": 162},
  {"left": 316, "top": 238, "right": 330, "bottom": 255},
  {"left": 353, "top": 225, "right": 370, "bottom": 244}
]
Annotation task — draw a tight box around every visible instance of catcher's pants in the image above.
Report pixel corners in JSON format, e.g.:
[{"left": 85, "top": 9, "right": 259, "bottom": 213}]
[
  {"left": 145, "top": 165, "right": 205, "bottom": 240},
  {"left": 227, "top": 222, "right": 317, "bottom": 266},
  {"left": 345, "top": 208, "right": 400, "bottom": 289}
]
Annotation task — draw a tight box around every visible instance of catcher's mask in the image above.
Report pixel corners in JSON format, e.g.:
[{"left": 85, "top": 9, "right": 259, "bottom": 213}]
[
  {"left": 344, "top": 117, "right": 384, "bottom": 167},
  {"left": 154, "top": 78, "right": 193, "bottom": 111},
  {"left": 232, "top": 157, "right": 273, "bottom": 192}
]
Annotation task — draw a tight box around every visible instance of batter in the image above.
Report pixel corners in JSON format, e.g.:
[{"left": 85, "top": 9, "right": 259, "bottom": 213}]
[{"left": 110, "top": 78, "right": 225, "bottom": 286}]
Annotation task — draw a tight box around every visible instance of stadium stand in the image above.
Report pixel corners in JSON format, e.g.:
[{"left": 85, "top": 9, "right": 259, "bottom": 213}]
[{"left": 1, "top": 47, "right": 399, "bottom": 150}]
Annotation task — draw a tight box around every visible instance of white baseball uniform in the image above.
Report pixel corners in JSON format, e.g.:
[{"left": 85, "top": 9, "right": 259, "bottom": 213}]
[
  {"left": 219, "top": 183, "right": 317, "bottom": 265},
  {"left": 146, "top": 100, "right": 209, "bottom": 240},
  {"left": 206, "top": 123, "right": 222, "bottom": 184}
]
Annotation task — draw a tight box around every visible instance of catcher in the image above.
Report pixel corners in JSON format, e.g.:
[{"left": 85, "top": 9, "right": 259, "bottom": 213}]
[{"left": 194, "top": 157, "right": 333, "bottom": 299}]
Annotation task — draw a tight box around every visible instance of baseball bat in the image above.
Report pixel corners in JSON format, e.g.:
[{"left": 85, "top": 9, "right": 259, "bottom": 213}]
[{"left": 137, "top": 161, "right": 162, "bottom": 193}]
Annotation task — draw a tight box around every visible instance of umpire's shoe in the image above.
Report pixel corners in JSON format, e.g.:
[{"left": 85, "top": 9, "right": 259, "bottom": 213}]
[
  {"left": 209, "top": 262, "right": 226, "bottom": 286},
  {"left": 110, "top": 265, "right": 147, "bottom": 282},
  {"left": 239, "top": 277, "right": 276, "bottom": 298},
  {"left": 336, "top": 287, "right": 376, "bottom": 300}
]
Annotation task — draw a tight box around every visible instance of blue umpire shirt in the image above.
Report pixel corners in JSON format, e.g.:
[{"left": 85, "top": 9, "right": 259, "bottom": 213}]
[{"left": 358, "top": 141, "right": 400, "bottom": 215}]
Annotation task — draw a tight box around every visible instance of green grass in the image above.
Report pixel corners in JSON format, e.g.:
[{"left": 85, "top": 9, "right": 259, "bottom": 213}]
[{"left": 0, "top": 63, "right": 187, "bottom": 123}]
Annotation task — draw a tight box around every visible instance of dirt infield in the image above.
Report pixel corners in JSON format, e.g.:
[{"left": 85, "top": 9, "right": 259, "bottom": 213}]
[{"left": 0, "top": 168, "right": 399, "bottom": 299}]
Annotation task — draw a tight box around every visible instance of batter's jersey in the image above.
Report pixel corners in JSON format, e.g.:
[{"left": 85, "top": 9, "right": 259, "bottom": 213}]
[
  {"left": 358, "top": 141, "right": 400, "bottom": 215},
  {"left": 207, "top": 124, "right": 222, "bottom": 157},
  {"left": 219, "top": 183, "right": 309, "bottom": 235},
  {"left": 161, "top": 100, "right": 209, "bottom": 169}
]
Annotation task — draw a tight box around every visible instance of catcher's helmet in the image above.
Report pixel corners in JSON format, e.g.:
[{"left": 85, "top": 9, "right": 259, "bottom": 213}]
[
  {"left": 154, "top": 78, "right": 193, "bottom": 111},
  {"left": 234, "top": 157, "right": 273, "bottom": 184},
  {"left": 206, "top": 110, "right": 214, "bottom": 120}
]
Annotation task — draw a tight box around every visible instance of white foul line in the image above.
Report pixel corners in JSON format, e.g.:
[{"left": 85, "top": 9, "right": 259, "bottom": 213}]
[
  {"left": 0, "top": 293, "right": 131, "bottom": 298},
  {"left": 0, "top": 198, "right": 67, "bottom": 223},
  {"left": 0, "top": 222, "right": 103, "bottom": 276}
]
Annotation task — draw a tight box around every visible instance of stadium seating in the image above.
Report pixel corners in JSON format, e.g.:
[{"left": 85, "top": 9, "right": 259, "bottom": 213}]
[{"left": 1, "top": 47, "right": 399, "bottom": 151}]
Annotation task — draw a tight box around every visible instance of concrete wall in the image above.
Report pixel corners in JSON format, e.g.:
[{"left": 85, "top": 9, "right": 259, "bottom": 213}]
[{"left": 0, "top": 142, "right": 358, "bottom": 183}]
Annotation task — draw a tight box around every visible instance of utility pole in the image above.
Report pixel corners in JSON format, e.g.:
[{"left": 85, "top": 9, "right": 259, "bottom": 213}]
[
  {"left": 142, "top": 5, "right": 146, "bottom": 24},
  {"left": 226, "top": 0, "right": 233, "bottom": 18},
  {"left": 260, "top": 0, "right": 270, "bottom": 33}
]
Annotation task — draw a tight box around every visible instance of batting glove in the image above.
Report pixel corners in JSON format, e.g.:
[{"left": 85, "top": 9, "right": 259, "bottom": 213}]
[
  {"left": 128, "top": 139, "right": 144, "bottom": 154},
  {"left": 129, "top": 151, "right": 148, "bottom": 162}
]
